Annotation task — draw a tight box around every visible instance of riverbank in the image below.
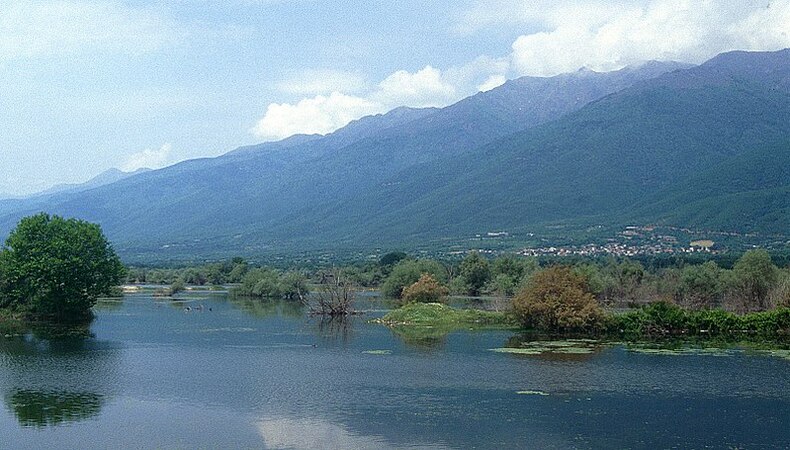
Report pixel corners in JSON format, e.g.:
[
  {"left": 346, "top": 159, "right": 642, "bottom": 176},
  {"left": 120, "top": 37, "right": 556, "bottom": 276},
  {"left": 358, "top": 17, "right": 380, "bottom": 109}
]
[
  {"left": 0, "top": 310, "right": 26, "bottom": 336},
  {"left": 374, "top": 302, "right": 790, "bottom": 341}
]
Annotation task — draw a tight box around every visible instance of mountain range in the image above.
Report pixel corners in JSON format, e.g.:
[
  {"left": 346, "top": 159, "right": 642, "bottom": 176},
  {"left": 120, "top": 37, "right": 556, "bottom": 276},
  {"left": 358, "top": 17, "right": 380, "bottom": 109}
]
[{"left": 1, "top": 49, "right": 787, "bottom": 262}]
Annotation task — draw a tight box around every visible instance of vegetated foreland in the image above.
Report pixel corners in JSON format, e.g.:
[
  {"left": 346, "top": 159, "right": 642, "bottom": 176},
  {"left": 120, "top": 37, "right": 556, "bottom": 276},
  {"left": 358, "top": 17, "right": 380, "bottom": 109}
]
[
  {"left": 126, "top": 249, "right": 790, "bottom": 339},
  {"left": 0, "top": 214, "right": 125, "bottom": 326}
]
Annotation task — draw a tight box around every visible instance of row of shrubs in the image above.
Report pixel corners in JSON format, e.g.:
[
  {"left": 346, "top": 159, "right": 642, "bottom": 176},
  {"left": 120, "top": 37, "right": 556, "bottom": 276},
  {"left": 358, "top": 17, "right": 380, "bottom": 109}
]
[
  {"left": 509, "top": 264, "right": 790, "bottom": 337},
  {"left": 394, "top": 260, "right": 790, "bottom": 338},
  {"left": 608, "top": 302, "right": 790, "bottom": 337}
]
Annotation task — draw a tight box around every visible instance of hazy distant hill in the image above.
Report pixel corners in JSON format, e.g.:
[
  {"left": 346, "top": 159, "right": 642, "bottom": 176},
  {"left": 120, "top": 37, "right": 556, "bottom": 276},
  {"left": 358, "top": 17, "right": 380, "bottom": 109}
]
[
  {"left": 3, "top": 51, "right": 787, "bottom": 261},
  {"left": 35, "top": 168, "right": 152, "bottom": 197}
]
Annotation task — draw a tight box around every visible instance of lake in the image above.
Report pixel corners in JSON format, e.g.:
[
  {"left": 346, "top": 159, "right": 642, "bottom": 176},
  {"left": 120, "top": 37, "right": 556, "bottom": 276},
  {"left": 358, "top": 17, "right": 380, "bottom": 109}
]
[{"left": 1, "top": 292, "right": 789, "bottom": 449}]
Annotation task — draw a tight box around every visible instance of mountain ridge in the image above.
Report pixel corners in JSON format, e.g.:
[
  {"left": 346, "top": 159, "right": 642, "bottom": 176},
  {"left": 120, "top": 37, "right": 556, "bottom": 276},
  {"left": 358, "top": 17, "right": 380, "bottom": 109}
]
[{"left": 1, "top": 51, "right": 786, "bottom": 262}]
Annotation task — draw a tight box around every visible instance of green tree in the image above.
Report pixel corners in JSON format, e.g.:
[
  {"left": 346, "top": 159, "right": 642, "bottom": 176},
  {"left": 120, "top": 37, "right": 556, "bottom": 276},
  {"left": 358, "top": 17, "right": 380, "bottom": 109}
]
[
  {"left": 489, "top": 256, "right": 538, "bottom": 297},
  {"left": 513, "top": 266, "right": 604, "bottom": 331},
  {"left": 381, "top": 259, "right": 447, "bottom": 299},
  {"left": 769, "top": 269, "right": 790, "bottom": 308},
  {"left": 726, "top": 249, "right": 778, "bottom": 312},
  {"left": 458, "top": 251, "right": 491, "bottom": 296},
  {"left": 237, "top": 268, "right": 282, "bottom": 298},
  {"left": 0, "top": 213, "right": 125, "bottom": 323},
  {"left": 227, "top": 258, "right": 249, "bottom": 283},
  {"left": 599, "top": 259, "right": 645, "bottom": 303},
  {"left": 677, "top": 261, "right": 722, "bottom": 309},
  {"left": 279, "top": 271, "right": 309, "bottom": 300},
  {"left": 170, "top": 279, "right": 186, "bottom": 295},
  {"left": 379, "top": 251, "right": 408, "bottom": 268}
]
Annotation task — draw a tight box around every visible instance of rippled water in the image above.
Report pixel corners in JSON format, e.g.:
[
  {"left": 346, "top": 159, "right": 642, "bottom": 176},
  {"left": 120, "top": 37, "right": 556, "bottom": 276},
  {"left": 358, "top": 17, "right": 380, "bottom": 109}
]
[{"left": 1, "top": 292, "right": 789, "bottom": 449}]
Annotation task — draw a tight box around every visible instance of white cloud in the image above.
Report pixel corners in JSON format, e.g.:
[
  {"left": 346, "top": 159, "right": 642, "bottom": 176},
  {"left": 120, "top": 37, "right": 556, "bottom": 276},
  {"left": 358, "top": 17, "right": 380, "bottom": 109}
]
[
  {"left": 463, "top": 0, "right": 790, "bottom": 76},
  {"left": 253, "top": 0, "right": 790, "bottom": 141},
  {"left": 0, "top": 0, "right": 182, "bottom": 60},
  {"left": 373, "top": 66, "right": 457, "bottom": 108},
  {"left": 478, "top": 75, "right": 507, "bottom": 92},
  {"left": 253, "top": 65, "right": 476, "bottom": 140},
  {"left": 121, "top": 143, "right": 172, "bottom": 172},
  {"left": 251, "top": 93, "right": 382, "bottom": 140}
]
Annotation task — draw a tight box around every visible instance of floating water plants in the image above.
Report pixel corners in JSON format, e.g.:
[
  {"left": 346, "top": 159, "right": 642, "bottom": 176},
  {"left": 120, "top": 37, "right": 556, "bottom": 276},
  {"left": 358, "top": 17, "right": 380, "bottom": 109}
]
[
  {"left": 489, "top": 339, "right": 599, "bottom": 356},
  {"left": 516, "top": 390, "right": 549, "bottom": 396}
]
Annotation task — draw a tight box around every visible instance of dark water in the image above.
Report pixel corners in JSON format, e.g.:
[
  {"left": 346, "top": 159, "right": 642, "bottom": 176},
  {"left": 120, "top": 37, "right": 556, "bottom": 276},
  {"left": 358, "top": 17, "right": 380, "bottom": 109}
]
[{"left": 1, "top": 292, "right": 789, "bottom": 449}]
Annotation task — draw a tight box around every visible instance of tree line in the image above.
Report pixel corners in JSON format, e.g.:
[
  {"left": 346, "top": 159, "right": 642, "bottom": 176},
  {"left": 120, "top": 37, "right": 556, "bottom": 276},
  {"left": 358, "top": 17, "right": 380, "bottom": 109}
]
[{"left": 133, "top": 249, "right": 790, "bottom": 315}]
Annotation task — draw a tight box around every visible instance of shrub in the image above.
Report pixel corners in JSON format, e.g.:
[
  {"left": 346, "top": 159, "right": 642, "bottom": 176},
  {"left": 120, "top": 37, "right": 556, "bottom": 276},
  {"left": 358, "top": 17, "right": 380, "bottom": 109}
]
[
  {"left": 513, "top": 266, "right": 604, "bottom": 332},
  {"left": 381, "top": 259, "right": 446, "bottom": 298},
  {"left": 608, "top": 304, "right": 790, "bottom": 337},
  {"left": 402, "top": 274, "right": 449, "bottom": 304}
]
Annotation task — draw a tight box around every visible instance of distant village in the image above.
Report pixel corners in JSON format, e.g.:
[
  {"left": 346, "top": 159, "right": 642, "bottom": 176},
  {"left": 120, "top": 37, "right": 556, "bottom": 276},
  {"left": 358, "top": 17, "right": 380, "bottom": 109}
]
[{"left": 517, "top": 226, "right": 720, "bottom": 257}]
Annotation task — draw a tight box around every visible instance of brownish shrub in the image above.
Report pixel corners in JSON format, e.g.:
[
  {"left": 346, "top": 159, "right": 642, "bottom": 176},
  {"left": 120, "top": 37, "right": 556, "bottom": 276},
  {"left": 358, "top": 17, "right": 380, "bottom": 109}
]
[
  {"left": 402, "top": 274, "right": 449, "bottom": 304},
  {"left": 513, "top": 266, "right": 604, "bottom": 331}
]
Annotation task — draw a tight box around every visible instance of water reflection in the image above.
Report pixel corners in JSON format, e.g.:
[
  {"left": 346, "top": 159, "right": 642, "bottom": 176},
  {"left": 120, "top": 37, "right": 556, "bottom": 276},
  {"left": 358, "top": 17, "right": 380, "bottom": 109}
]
[
  {"left": 0, "top": 329, "right": 119, "bottom": 428},
  {"left": 93, "top": 298, "right": 124, "bottom": 312},
  {"left": 6, "top": 390, "right": 103, "bottom": 427},
  {"left": 229, "top": 296, "right": 305, "bottom": 319},
  {"left": 257, "top": 416, "right": 450, "bottom": 450},
  {"left": 389, "top": 325, "right": 447, "bottom": 349},
  {"left": 313, "top": 316, "right": 354, "bottom": 343}
]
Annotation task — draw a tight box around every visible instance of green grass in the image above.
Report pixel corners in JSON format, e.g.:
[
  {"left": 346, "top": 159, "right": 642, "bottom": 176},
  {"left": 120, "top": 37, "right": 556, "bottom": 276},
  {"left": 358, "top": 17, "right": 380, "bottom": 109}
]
[{"left": 375, "top": 302, "right": 516, "bottom": 328}]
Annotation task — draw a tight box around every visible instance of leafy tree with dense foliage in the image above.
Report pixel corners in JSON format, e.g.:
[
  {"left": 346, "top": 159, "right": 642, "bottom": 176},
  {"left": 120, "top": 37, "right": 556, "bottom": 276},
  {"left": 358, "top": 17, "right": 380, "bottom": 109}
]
[
  {"left": 726, "top": 249, "right": 779, "bottom": 312},
  {"left": 379, "top": 251, "right": 408, "bottom": 269},
  {"left": 0, "top": 213, "right": 125, "bottom": 323},
  {"left": 237, "top": 268, "right": 283, "bottom": 298},
  {"left": 381, "top": 259, "right": 447, "bottom": 299},
  {"left": 457, "top": 251, "right": 491, "bottom": 296},
  {"left": 604, "top": 260, "right": 646, "bottom": 303},
  {"left": 402, "top": 274, "right": 449, "bottom": 304},
  {"left": 769, "top": 269, "right": 790, "bottom": 308},
  {"left": 279, "top": 271, "right": 309, "bottom": 300},
  {"left": 677, "top": 261, "right": 722, "bottom": 309},
  {"left": 488, "top": 256, "right": 538, "bottom": 297},
  {"left": 233, "top": 268, "right": 310, "bottom": 300},
  {"left": 513, "top": 266, "right": 604, "bottom": 331}
]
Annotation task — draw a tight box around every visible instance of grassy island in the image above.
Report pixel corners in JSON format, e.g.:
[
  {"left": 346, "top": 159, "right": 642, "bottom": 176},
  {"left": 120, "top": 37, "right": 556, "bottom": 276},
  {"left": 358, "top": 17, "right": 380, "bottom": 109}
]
[{"left": 374, "top": 302, "right": 516, "bottom": 329}]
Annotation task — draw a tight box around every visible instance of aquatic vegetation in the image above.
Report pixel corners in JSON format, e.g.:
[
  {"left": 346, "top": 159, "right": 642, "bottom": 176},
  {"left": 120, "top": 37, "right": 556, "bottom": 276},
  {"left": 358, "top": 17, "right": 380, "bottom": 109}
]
[
  {"left": 516, "top": 390, "right": 549, "bottom": 396},
  {"left": 362, "top": 350, "right": 392, "bottom": 355},
  {"left": 625, "top": 347, "right": 736, "bottom": 357},
  {"left": 490, "top": 348, "right": 545, "bottom": 355},
  {"left": 490, "top": 339, "right": 600, "bottom": 357},
  {"left": 757, "top": 349, "right": 790, "bottom": 361}
]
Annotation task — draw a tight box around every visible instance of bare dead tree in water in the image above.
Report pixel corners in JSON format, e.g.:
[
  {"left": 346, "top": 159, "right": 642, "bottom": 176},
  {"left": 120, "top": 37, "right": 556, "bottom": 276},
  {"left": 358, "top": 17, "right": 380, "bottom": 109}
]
[{"left": 303, "top": 269, "right": 357, "bottom": 316}]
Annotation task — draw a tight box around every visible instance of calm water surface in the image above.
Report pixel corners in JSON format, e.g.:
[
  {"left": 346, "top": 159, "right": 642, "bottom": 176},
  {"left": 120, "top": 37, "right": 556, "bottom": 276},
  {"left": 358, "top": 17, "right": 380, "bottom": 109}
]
[{"left": 1, "top": 292, "right": 789, "bottom": 449}]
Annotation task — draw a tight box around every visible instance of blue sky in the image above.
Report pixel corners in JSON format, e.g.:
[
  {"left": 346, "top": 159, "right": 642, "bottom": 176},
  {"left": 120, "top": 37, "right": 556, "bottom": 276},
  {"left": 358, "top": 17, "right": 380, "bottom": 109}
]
[{"left": 1, "top": 0, "right": 788, "bottom": 196}]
